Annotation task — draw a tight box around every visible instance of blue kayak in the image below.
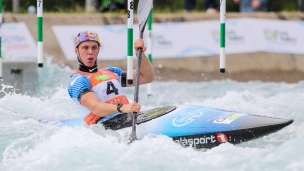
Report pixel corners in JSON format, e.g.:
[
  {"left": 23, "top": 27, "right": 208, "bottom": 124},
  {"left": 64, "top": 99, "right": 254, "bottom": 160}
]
[{"left": 55, "top": 105, "right": 293, "bottom": 148}]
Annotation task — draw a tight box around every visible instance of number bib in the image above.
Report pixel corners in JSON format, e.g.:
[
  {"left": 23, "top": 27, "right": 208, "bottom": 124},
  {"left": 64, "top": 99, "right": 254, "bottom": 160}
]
[
  {"left": 92, "top": 79, "right": 129, "bottom": 104},
  {"left": 71, "top": 69, "right": 129, "bottom": 125}
]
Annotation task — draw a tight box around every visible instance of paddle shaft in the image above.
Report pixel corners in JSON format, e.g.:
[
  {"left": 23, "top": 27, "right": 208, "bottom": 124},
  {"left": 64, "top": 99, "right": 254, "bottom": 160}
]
[
  {"left": 129, "top": 31, "right": 144, "bottom": 142},
  {"left": 129, "top": 0, "right": 152, "bottom": 143}
]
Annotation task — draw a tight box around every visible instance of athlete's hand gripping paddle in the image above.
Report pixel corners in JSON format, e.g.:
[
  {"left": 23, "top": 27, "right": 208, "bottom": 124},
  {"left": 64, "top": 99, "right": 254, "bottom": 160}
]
[{"left": 129, "top": 0, "right": 153, "bottom": 143}]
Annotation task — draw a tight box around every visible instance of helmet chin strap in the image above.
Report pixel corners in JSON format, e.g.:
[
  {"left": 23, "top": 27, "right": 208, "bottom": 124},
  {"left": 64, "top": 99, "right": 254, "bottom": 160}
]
[
  {"left": 77, "top": 54, "right": 84, "bottom": 65},
  {"left": 77, "top": 52, "right": 98, "bottom": 73}
]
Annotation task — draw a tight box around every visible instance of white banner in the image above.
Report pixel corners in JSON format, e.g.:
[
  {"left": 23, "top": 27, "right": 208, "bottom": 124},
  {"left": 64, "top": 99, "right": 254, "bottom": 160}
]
[
  {"left": 151, "top": 19, "right": 258, "bottom": 58},
  {"left": 2, "top": 22, "right": 37, "bottom": 60},
  {"left": 52, "top": 18, "right": 304, "bottom": 61},
  {"left": 52, "top": 25, "right": 128, "bottom": 61},
  {"left": 246, "top": 18, "right": 304, "bottom": 54}
]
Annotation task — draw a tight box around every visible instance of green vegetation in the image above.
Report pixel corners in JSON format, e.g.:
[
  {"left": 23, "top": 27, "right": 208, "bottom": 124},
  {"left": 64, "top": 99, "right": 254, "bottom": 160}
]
[
  {"left": 2, "top": 0, "right": 301, "bottom": 13},
  {"left": 3, "top": 0, "right": 85, "bottom": 13}
]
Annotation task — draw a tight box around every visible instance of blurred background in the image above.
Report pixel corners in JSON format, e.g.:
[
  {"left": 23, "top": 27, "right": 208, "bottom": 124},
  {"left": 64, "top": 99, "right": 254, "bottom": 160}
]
[
  {"left": 3, "top": 0, "right": 304, "bottom": 13},
  {"left": 1, "top": 0, "right": 304, "bottom": 97}
]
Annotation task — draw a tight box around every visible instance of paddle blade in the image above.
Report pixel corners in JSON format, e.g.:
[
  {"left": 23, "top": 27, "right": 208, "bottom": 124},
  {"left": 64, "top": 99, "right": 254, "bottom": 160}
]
[
  {"left": 129, "top": 130, "right": 137, "bottom": 143},
  {"left": 138, "top": 0, "right": 153, "bottom": 33},
  {"left": 129, "top": 112, "right": 138, "bottom": 142}
]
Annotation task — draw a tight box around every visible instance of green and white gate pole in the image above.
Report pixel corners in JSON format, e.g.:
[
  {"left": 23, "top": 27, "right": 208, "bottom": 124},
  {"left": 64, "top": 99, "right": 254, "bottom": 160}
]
[
  {"left": 0, "top": 0, "right": 3, "bottom": 80},
  {"left": 0, "top": 0, "right": 2, "bottom": 80},
  {"left": 37, "top": 0, "right": 43, "bottom": 67},
  {"left": 220, "top": 0, "right": 226, "bottom": 73},
  {"left": 127, "top": 0, "right": 134, "bottom": 84},
  {"left": 147, "top": 9, "right": 153, "bottom": 97}
]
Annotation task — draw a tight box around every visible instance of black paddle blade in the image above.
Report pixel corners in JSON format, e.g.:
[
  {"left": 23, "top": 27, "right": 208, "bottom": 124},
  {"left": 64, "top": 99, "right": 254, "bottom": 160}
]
[
  {"left": 129, "top": 130, "right": 137, "bottom": 143},
  {"left": 138, "top": 0, "right": 153, "bottom": 33},
  {"left": 129, "top": 112, "right": 138, "bottom": 142}
]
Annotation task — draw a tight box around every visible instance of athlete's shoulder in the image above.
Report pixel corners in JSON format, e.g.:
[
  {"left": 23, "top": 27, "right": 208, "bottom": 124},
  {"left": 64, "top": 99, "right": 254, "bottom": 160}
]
[
  {"left": 68, "top": 74, "right": 91, "bottom": 98},
  {"left": 69, "top": 74, "right": 90, "bottom": 87},
  {"left": 104, "top": 66, "right": 122, "bottom": 77}
]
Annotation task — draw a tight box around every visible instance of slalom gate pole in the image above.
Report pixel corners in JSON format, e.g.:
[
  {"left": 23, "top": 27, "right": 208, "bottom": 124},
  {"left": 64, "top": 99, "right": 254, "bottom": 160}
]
[
  {"left": 127, "top": 0, "right": 134, "bottom": 84},
  {"left": 0, "top": 0, "right": 2, "bottom": 80},
  {"left": 37, "top": 0, "right": 43, "bottom": 67},
  {"left": 147, "top": 9, "right": 153, "bottom": 97},
  {"left": 220, "top": 0, "right": 226, "bottom": 73}
]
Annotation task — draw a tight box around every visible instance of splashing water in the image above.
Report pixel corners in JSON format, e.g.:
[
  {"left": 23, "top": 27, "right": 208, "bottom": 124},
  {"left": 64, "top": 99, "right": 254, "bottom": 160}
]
[{"left": 0, "top": 58, "right": 303, "bottom": 171}]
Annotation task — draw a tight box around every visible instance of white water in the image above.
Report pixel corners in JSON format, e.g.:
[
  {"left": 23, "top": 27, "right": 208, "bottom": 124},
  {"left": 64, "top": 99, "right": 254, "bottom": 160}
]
[{"left": 0, "top": 59, "right": 303, "bottom": 171}]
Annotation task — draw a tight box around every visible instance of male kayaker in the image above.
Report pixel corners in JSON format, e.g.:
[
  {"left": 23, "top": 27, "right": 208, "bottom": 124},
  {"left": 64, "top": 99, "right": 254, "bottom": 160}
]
[{"left": 68, "top": 31, "right": 155, "bottom": 129}]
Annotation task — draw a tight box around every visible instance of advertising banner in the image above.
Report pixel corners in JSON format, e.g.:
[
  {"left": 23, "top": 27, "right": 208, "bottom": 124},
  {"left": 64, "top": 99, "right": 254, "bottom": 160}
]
[
  {"left": 246, "top": 18, "right": 304, "bottom": 54},
  {"left": 3, "top": 22, "right": 37, "bottom": 60},
  {"left": 53, "top": 25, "right": 127, "bottom": 61},
  {"left": 52, "top": 18, "right": 304, "bottom": 61}
]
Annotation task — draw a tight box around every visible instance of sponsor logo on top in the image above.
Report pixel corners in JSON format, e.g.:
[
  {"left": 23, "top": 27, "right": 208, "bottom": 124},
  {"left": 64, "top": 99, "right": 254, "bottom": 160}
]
[
  {"left": 213, "top": 113, "right": 245, "bottom": 124},
  {"left": 95, "top": 74, "right": 110, "bottom": 81},
  {"left": 70, "top": 75, "right": 81, "bottom": 86},
  {"left": 172, "top": 108, "right": 204, "bottom": 127}
]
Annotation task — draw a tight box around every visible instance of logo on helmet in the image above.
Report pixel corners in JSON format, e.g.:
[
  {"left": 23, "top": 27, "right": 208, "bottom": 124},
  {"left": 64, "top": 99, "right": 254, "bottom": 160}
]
[{"left": 74, "top": 31, "right": 101, "bottom": 48}]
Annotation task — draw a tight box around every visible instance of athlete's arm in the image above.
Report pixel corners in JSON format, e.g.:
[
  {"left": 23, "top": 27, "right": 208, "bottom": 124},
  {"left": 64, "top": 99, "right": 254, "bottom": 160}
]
[
  {"left": 80, "top": 92, "right": 141, "bottom": 117},
  {"left": 68, "top": 74, "right": 141, "bottom": 117},
  {"left": 127, "top": 38, "right": 155, "bottom": 87}
]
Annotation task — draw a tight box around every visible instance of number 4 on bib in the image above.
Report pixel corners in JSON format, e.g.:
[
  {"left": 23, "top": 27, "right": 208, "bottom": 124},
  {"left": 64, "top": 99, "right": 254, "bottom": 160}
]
[{"left": 107, "top": 81, "right": 119, "bottom": 95}]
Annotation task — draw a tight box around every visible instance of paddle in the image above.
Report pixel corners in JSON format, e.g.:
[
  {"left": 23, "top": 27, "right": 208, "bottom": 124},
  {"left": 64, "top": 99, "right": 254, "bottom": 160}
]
[{"left": 129, "top": 0, "right": 153, "bottom": 143}]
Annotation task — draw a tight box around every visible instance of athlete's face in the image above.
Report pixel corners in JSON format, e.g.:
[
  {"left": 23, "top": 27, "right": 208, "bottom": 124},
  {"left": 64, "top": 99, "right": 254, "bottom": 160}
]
[{"left": 75, "top": 41, "right": 100, "bottom": 67}]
